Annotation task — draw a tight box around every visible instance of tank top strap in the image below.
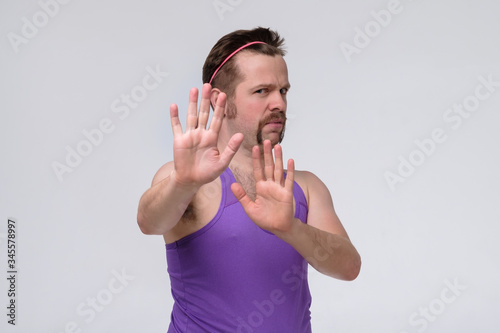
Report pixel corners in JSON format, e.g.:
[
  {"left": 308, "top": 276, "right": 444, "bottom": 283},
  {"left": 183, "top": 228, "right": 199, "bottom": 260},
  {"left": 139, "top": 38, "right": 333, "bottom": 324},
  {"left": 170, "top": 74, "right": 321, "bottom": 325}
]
[
  {"left": 288, "top": 172, "right": 308, "bottom": 223},
  {"left": 221, "top": 168, "right": 239, "bottom": 206}
]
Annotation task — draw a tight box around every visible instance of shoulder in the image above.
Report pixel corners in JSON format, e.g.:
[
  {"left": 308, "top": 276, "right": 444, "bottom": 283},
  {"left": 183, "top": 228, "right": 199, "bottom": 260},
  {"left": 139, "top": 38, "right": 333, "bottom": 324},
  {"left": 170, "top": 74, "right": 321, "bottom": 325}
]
[
  {"left": 293, "top": 170, "right": 348, "bottom": 236},
  {"left": 293, "top": 170, "right": 331, "bottom": 206}
]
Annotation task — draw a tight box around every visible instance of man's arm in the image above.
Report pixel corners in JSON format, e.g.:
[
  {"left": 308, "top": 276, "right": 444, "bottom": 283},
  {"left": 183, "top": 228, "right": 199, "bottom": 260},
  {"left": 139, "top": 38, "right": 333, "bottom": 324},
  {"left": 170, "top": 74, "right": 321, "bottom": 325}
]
[
  {"left": 279, "top": 171, "right": 361, "bottom": 281},
  {"left": 137, "top": 84, "right": 243, "bottom": 235},
  {"left": 231, "top": 140, "right": 361, "bottom": 281},
  {"left": 137, "top": 162, "right": 199, "bottom": 235}
]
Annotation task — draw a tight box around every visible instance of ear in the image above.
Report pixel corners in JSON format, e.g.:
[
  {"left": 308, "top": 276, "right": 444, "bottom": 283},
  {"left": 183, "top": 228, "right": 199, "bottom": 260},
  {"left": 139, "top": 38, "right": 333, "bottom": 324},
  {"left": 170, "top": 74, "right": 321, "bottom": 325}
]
[{"left": 210, "top": 87, "right": 222, "bottom": 111}]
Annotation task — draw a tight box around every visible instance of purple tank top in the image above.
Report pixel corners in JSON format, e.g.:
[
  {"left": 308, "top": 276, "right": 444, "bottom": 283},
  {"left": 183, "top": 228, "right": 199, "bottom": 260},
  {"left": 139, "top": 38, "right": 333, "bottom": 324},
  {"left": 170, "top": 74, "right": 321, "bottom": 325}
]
[{"left": 166, "top": 168, "right": 312, "bottom": 333}]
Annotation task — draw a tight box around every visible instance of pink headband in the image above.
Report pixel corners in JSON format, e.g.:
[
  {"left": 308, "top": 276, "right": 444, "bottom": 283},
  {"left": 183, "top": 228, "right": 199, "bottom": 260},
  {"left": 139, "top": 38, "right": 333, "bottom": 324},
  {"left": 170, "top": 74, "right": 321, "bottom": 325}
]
[{"left": 209, "top": 41, "right": 267, "bottom": 85}]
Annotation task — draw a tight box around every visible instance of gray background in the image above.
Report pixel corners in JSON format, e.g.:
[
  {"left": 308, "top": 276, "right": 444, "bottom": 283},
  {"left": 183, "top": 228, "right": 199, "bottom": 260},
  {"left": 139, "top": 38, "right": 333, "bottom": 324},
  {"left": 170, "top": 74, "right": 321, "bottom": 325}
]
[{"left": 1, "top": 0, "right": 499, "bottom": 332}]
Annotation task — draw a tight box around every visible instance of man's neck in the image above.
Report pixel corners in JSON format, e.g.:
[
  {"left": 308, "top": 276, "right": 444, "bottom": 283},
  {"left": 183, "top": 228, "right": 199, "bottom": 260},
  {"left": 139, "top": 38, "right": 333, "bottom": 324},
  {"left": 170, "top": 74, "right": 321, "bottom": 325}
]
[
  {"left": 218, "top": 137, "right": 263, "bottom": 201},
  {"left": 218, "top": 132, "right": 256, "bottom": 173}
]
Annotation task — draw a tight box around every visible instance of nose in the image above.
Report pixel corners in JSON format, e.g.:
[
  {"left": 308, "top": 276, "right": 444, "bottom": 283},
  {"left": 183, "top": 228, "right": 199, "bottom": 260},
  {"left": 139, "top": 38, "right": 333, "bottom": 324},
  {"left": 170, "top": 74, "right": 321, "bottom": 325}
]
[{"left": 268, "top": 90, "right": 286, "bottom": 112}]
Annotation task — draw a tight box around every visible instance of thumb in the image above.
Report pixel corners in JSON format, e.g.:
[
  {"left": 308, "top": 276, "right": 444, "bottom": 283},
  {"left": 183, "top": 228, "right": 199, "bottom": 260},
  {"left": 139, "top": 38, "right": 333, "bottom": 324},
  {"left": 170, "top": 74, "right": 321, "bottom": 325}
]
[
  {"left": 219, "top": 133, "right": 244, "bottom": 167},
  {"left": 231, "top": 182, "right": 253, "bottom": 209}
]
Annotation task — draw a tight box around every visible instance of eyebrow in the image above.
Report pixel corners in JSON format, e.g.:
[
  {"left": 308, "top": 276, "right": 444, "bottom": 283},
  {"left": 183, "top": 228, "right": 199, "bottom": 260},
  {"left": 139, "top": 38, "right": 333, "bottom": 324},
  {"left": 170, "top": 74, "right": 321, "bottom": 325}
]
[{"left": 249, "top": 82, "right": 291, "bottom": 91}]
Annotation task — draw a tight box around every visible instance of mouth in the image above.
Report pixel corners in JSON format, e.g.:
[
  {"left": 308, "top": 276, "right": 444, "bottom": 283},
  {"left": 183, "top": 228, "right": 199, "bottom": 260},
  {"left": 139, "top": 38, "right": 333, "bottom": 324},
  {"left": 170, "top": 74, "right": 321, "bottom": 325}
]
[
  {"left": 264, "top": 115, "right": 286, "bottom": 126},
  {"left": 265, "top": 120, "right": 283, "bottom": 129}
]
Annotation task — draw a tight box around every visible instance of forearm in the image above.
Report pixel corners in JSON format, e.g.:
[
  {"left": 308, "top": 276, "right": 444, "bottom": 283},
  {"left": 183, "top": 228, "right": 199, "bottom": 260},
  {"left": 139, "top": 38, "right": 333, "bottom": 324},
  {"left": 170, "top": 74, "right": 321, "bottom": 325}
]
[
  {"left": 137, "top": 172, "right": 199, "bottom": 235},
  {"left": 277, "top": 220, "right": 361, "bottom": 281}
]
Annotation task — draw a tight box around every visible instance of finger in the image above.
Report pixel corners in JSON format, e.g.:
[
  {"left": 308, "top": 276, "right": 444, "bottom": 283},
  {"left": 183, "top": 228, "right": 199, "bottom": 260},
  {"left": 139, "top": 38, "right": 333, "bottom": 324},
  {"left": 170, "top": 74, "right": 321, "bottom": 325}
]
[
  {"left": 285, "top": 158, "right": 295, "bottom": 192},
  {"left": 263, "top": 140, "right": 274, "bottom": 181},
  {"left": 186, "top": 87, "right": 199, "bottom": 131},
  {"left": 218, "top": 133, "right": 244, "bottom": 168},
  {"left": 170, "top": 103, "right": 183, "bottom": 137},
  {"left": 273, "top": 144, "right": 284, "bottom": 185},
  {"left": 252, "top": 145, "right": 265, "bottom": 182},
  {"left": 231, "top": 183, "right": 254, "bottom": 209},
  {"left": 198, "top": 83, "right": 211, "bottom": 129},
  {"left": 208, "top": 92, "right": 226, "bottom": 134}
]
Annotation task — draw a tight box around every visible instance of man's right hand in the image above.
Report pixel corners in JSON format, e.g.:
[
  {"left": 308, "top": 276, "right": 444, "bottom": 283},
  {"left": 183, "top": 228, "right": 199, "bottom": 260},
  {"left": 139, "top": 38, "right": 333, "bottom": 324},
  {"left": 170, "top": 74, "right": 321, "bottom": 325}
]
[
  {"left": 169, "top": 83, "right": 243, "bottom": 188},
  {"left": 137, "top": 84, "right": 243, "bottom": 235}
]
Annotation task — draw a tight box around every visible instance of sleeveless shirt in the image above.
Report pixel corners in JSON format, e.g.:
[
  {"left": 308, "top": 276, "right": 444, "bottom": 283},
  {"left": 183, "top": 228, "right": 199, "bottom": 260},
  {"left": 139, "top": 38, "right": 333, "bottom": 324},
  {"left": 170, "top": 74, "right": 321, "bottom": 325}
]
[{"left": 166, "top": 168, "right": 312, "bottom": 332}]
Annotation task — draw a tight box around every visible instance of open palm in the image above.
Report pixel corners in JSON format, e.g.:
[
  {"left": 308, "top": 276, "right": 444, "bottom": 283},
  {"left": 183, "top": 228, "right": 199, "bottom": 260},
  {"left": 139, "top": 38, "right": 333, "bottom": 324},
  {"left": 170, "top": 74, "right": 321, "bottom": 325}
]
[
  {"left": 170, "top": 84, "right": 243, "bottom": 186},
  {"left": 231, "top": 141, "right": 295, "bottom": 234}
]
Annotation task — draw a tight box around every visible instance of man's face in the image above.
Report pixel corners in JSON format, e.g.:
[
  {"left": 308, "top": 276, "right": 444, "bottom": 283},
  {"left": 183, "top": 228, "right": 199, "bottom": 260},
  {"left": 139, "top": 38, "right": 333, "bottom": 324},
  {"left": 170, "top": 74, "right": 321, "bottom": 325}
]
[{"left": 226, "top": 52, "right": 290, "bottom": 147}]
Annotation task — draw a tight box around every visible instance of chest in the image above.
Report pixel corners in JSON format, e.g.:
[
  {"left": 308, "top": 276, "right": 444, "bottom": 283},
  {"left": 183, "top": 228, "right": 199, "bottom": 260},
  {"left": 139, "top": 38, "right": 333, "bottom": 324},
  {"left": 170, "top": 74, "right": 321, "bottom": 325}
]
[{"left": 231, "top": 168, "right": 257, "bottom": 201}]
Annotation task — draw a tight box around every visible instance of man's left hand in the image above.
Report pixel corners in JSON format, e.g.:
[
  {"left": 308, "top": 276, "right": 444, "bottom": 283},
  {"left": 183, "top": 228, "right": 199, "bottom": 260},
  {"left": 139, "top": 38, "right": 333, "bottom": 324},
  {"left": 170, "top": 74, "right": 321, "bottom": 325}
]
[{"left": 231, "top": 140, "right": 297, "bottom": 235}]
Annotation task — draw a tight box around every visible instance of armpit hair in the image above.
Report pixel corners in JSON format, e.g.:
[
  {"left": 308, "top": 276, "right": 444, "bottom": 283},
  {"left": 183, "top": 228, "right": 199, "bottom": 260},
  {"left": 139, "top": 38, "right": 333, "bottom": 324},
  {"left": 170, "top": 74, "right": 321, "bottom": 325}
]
[{"left": 182, "top": 202, "right": 196, "bottom": 222}]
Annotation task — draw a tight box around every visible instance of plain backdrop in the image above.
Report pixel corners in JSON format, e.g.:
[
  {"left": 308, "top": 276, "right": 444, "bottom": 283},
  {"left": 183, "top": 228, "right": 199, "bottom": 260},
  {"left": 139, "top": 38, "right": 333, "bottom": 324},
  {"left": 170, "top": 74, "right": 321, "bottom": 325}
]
[{"left": 1, "top": 0, "right": 499, "bottom": 332}]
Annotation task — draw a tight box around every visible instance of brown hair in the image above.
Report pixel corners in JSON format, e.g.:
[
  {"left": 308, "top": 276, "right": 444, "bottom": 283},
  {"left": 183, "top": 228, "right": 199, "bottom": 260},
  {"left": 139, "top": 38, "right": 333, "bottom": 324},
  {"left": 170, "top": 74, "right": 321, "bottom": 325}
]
[{"left": 202, "top": 27, "right": 286, "bottom": 99}]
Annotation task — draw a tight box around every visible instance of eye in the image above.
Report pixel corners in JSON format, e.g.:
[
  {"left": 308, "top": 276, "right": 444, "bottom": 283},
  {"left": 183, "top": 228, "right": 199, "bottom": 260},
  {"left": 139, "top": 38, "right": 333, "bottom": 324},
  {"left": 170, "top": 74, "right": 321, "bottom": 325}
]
[
  {"left": 255, "top": 88, "right": 268, "bottom": 94},
  {"left": 280, "top": 88, "right": 288, "bottom": 95}
]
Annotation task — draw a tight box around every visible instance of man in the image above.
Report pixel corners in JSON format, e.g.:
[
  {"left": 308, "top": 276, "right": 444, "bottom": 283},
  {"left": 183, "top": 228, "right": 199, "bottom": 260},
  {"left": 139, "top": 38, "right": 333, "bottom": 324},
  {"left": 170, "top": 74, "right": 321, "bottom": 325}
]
[{"left": 137, "top": 27, "right": 361, "bottom": 332}]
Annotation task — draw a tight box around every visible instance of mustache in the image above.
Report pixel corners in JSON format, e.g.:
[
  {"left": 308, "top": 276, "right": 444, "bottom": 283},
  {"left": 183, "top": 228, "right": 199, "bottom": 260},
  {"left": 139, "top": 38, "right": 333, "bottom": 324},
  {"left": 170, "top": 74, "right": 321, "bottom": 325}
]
[{"left": 259, "top": 113, "right": 287, "bottom": 126}]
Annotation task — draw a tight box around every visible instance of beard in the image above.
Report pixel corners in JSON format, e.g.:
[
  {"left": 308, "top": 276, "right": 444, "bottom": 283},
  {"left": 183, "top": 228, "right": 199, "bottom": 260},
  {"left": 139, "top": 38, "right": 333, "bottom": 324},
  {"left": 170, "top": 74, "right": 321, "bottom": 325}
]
[
  {"left": 226, "top": 99, "right": 287, "bottom": 145},
  {"left": 225, "top": 98, "right": 238, "bottom": 119},
  {"left": 256, "top": 112, "right": 287, "bottom": 145}
]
